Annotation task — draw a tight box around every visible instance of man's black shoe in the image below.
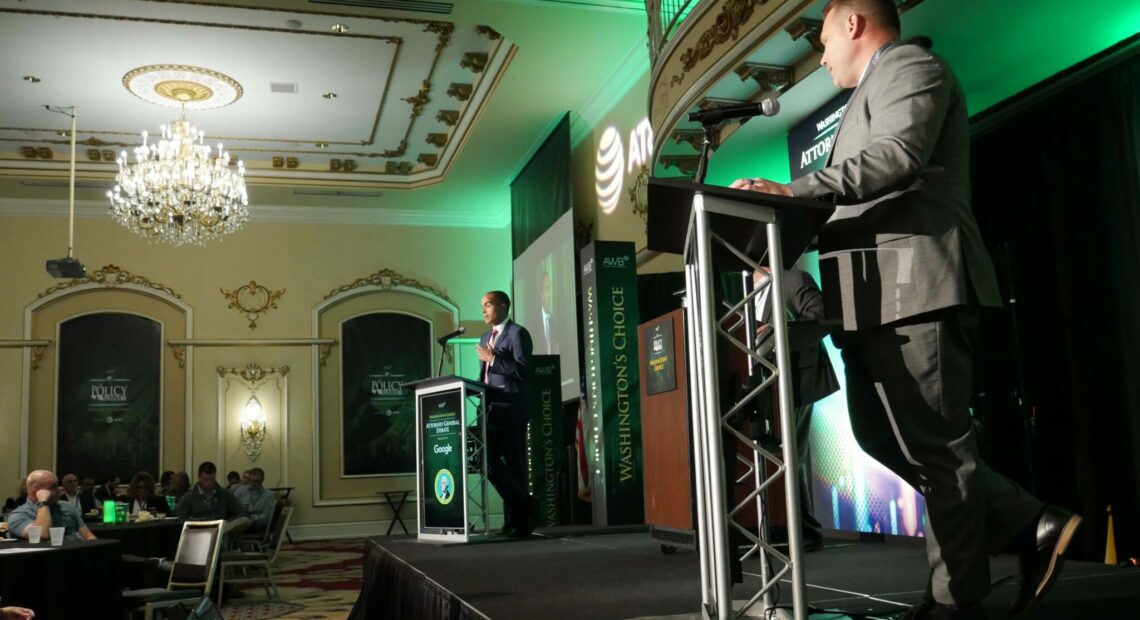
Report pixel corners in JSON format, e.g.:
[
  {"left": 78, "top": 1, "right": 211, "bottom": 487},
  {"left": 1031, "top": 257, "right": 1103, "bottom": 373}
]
[
  {"left": 900, "top": 598, "right": 986, "bottom": 619},
  {"left": 1008, "top": 506, "right": 1082, "bottom": 616}
]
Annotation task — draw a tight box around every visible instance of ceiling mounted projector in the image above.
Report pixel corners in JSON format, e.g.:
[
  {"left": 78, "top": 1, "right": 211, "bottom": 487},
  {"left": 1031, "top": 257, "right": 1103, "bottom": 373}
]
[{"left": 46, "top": 256, "right": 87, "bottom": 279}]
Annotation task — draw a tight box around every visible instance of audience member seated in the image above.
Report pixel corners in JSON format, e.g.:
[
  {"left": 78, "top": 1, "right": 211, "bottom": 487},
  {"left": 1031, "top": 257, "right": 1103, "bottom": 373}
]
[
  {"left": 176, "top": 461, "right": 245, "bottom": 522},
  {"left": 3, "top": 480, "right": 27, "bottom": 514},
  {"left": 93, "top": 474, "right": 121, "bottom": 503},
  {"left": 59, "top": 473, "right": 96, "bottom": 513},
  {"left": 226, "top": 470, "right": 242, "bottom": 489},
  {"left": 167, "top": 471, "right": 191, "bottom": 501},
  {"left": 8, "top": 469, "right": 96, "bottom": 541},
  {"left": 159, "top": 470, "right": 175, "bottom": 495},
  {"left": 128, "top": 471, "right": 171, "bottom": 516},
  {"left": 233, "top": 467, "right": 275, "bottom": 534}
]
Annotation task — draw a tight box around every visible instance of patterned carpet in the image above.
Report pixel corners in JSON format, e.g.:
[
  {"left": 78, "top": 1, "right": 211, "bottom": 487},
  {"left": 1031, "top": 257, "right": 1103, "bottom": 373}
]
[{"left": 221, "top": 538, "right": 365, "bottom": 620}]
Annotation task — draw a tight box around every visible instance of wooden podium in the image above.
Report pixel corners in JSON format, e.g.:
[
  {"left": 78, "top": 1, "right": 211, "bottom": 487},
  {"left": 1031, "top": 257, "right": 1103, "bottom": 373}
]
[{"left": 647, "top": 178, "right": 832, "bottom": 620}]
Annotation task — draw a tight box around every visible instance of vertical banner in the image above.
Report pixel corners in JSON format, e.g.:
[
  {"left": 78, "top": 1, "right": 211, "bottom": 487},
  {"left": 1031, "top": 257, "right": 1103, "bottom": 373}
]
[
  {"left": 57, "top": 313, "right": 161, "bottom": 481},
  {"left": 420, "top": 389, "right": 465, "bottom": 531},
  {"left": 341, "top": 312, "right": 431, "bottom": 476},
  {"left": 528, "top": 355, "right": 564, "bottom": 526},
  {"left": 579, "top": 241, "right": 643, "bottom": 525}
]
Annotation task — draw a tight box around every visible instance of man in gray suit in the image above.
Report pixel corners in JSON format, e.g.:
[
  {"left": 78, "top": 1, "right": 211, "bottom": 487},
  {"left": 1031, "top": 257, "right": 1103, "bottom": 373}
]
[{"left": 732, "top": 1, "right": 1080, "bottom": 618}]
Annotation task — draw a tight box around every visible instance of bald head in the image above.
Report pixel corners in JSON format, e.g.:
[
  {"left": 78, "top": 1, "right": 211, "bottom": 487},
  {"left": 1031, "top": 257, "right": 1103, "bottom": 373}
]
[{"left": 26, "top": 469, "right": 57, "bottom": 493}]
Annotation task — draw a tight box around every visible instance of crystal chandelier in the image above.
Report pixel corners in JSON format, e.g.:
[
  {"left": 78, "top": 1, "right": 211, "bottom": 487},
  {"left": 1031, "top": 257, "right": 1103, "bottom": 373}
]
[{"left": 108, "top": 115, "right": 248, "bottom": 246}]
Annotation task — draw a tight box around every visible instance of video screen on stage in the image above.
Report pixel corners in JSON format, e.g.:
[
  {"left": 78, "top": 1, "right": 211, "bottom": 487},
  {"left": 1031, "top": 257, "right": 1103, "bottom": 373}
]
[{"left": 513, "top": 210, "right": 580, "bottom": 402}]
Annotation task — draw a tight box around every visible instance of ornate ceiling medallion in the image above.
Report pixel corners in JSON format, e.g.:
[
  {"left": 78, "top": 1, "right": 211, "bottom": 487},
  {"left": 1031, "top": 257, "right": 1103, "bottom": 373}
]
[{"left": 123, "top": 65, "right": 243, "bottom": 110}]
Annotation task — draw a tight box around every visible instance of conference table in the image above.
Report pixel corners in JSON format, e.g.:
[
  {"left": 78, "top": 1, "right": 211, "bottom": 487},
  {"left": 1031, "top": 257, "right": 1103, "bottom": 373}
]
[{"left": 0, "top": 538, "right": 122, "bottom": 617}]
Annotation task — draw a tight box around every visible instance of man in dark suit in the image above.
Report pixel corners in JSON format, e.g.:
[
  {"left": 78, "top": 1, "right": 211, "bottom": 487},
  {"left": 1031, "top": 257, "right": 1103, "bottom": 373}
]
[
  {"left": 732, "top": 1, "right": 1080, "bottom": 618},
  {"left": 753, "top": 268, "right": 839, "bottom": 552},
  {"left": 476, "top": 290, "right": 536, "bottom": 537}
]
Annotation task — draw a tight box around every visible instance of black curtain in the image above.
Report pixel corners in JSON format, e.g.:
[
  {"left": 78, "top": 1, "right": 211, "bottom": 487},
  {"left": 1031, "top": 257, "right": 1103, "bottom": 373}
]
[
  {"left": 970, "top": 37, "right": 1140, "bottom": 561},
  {"left": 511, "top": 113, "right": 572, "bottom": 260}
]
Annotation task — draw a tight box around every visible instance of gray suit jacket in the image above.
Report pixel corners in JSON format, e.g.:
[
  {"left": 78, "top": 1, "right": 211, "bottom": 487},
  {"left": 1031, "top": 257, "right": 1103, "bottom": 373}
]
[{"left": 788, "top": 42, "right": 1001, "bottom": 330}]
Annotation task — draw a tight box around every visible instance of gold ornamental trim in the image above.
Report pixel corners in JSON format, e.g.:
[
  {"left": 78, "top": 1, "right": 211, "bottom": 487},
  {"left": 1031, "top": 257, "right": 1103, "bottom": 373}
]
[
  {"left": 322, "top": 268, "right": 454, "bottom": 307},
  {"left": 37, "top": 264, "right": 182, "bottom": 300},
  {"left": 216, "top": 362, "right": 290, "bottom": 383},
  {"left": 123, "top": 64, "right": 243, "bottom": 109},
  {"left": 154, "top": 80, "right": 214, "bottom": 103},
  {"left": 221, "top": 281, "right": 286, "bottom": 330},
  {"left": 672, "top": 0, "right": 768, "bottom": 87}
]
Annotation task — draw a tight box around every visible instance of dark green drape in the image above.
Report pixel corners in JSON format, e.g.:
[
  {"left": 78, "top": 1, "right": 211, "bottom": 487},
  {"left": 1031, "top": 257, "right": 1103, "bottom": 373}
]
[
  {"left": 511, "top": 113, "right": 572, "bottom": 260},
  {"left": 971, "top": 36, "right": 1140, "bottom": 561}
]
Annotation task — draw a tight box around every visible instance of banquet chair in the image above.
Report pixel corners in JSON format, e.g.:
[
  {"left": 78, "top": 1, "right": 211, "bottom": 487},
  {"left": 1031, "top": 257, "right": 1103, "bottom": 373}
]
[
  {"left": 122, "top": 519, "right": 226, "bottom": 620},
  {"left": 217, "top": 506, "right": 293, "bottom": 604}
]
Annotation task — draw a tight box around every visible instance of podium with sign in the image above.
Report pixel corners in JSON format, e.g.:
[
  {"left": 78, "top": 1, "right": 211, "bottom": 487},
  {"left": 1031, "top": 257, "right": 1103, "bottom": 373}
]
[{"left": 407, "top": 375, "right": 492, "bottom": 543}]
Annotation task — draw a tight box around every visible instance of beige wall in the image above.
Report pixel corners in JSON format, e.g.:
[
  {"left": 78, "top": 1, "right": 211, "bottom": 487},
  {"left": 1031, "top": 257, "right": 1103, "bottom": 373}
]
[
  {"left": 0, "top": 211, "right": 511, "bottom": 534},
  {"left": 571, "top": 73, "right": 683, "bottom": 275}
]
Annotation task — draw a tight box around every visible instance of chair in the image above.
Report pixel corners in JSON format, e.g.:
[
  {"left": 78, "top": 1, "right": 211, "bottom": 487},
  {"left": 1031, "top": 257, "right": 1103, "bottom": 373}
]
[
  {"left": 122, "top": 519, "right": 226, "bottom": 620},
  {"left": 217, "top": 506, "right": 293, "bottom": 605},
  {"left": 239, "top": 501, "right": 283, "bottom": 552}
]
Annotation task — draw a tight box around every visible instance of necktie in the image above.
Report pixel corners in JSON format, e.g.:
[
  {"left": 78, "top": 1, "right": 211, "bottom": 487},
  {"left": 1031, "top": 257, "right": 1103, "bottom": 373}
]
[{"left": 483, "top": 328, "right": 497, "bottom": 383}]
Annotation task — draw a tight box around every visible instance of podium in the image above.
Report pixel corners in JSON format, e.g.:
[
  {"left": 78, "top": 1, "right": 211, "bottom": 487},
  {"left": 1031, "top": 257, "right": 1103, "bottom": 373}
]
[
  {"left": 406, "top": 375, "right": 493, "bottom": 543},
  {"left": 648, "top": 178, "right": 832, "bottom": 620}
]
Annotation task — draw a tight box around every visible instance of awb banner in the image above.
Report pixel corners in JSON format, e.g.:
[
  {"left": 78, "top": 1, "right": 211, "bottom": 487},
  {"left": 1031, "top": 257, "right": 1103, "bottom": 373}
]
[{"left": 579, "top": 241, "right": 643, "bottom": 525}]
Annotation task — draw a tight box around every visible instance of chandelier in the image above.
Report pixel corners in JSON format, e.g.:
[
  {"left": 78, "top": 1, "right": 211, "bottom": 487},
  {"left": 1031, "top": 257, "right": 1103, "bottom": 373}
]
[{"left": 108, "top": 116, "right": 248, "bottom": 246}]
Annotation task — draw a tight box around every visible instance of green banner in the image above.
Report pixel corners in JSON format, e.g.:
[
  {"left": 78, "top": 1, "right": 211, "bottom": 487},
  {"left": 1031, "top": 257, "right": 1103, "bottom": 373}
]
[
  {"left": 579, "top": 241, "right": 643, "bottom": 525},
  {"left": 57, "top": 313, "right": 161, "bottom": 482},
  {"left": 528, "top": 355, "right": 565, "bottom": 526},
  {"left": 341, "top": 313, "right": 431, "bottom": 476},
  {"left": 420, "top": 389, "right": 465, "bottom": 530}
]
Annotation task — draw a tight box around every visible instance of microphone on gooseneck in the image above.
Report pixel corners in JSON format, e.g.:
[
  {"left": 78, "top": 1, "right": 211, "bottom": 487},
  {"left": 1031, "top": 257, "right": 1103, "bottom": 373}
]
[
  {"left": 436, "top": 326, "right": 466, "bottom": 344},
  {"left": 688, "top": 98, "right": 781, "bottom": 125}
]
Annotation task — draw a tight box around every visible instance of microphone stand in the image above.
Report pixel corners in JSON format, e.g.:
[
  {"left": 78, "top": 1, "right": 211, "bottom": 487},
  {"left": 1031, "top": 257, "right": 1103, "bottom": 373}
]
[
  {"left": 694, "top": 119, "right": 720, "bottom": 185},
  {"left": 435, "top": 340, "right": 449, "bottom": 377}
]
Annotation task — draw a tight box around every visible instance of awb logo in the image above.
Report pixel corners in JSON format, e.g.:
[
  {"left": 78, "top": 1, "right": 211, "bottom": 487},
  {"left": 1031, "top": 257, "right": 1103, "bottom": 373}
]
[
  {"left": 602, "top": 256, "right": 629, "bottom": 268},
  {"left": 535, "top": 365, "right": 555, "bottom": 375},
  {"left": 582, "top": 258, "right": 594, "bottom": 276}
]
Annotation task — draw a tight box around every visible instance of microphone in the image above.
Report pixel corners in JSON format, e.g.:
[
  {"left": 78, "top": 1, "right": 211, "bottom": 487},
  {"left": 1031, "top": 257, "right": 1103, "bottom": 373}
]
[
  {"left": 436, "top": 326, "right": 466, "bottom": 344},
  {"left": 688, "top": 98, "right": 780, "bottom": 125}
]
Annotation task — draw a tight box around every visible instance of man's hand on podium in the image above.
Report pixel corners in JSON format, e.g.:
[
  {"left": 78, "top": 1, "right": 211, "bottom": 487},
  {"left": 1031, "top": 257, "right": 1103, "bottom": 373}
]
[{"left": 730, "top": 177, "right": 792, "bottom": 196}]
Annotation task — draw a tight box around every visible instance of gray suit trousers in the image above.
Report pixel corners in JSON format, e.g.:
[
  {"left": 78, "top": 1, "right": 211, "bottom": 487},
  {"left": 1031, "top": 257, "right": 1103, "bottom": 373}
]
[{"left": 837, "top": 306, "right": 1042, "bottom": 604}]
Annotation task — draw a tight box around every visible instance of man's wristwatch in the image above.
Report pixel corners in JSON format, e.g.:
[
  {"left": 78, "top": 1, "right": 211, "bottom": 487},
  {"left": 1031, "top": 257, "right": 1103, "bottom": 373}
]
[{"left": 34, "top": 500, "right": 46, "bottom": 509}]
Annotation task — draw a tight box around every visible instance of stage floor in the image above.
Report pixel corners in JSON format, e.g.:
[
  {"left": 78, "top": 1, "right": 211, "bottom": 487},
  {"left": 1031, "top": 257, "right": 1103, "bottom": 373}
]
[{"left": 365, "top": 530, "right": 1137, "bottom": 619}]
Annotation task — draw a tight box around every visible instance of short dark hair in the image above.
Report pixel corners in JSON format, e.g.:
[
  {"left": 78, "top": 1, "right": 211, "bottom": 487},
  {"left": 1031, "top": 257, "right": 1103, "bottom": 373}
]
[
  {"left": 198, "top": 461, "right": 217, "bottom": 476},
  {"left": 226, "top": 470, "right": 240, "bottom": 481},
  {"left": 487, "top": 290, "right": 511, "bottom": 309},
  {"left": 248, "top": 467, "right": 265, "bottom": 479},
  {"left": 822, "top": 0, "right": 901, "bottom": 35}
]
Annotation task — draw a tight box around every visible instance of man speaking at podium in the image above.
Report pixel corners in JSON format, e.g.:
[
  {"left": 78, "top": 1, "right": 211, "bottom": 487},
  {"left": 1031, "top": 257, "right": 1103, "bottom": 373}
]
[
  {"left": 731, "top": 1, "right": 1080, "bottom": 618},
  {"left": 476, "top": 290, "right": 536, "bottom": 538}
]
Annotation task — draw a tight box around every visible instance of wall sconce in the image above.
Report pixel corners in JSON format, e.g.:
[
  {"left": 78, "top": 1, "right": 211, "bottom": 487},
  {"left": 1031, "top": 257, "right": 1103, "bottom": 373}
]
[{"left": 239, "top": 394, "right": 267, "bottom": 461}]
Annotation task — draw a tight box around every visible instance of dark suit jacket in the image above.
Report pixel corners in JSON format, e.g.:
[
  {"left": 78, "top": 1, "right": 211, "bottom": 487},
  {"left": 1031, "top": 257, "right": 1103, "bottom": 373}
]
[
  {"left": 761, "top": 269, "right": 840, "bottom": 407},
  {"left": 788, "top": 42, "right": 1001, "bottom": 330},
  {"left": 478, "top": 320, "right": 533, "bottom": 403}
]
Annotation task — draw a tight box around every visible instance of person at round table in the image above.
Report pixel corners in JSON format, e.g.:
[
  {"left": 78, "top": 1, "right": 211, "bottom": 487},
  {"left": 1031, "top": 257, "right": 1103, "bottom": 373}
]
[
  {"left": 128, "top": 471, "right": 171, "bottom": 517},
  {"left": 7, "top": 470, "right": 96, "bottom": 541},
  {"left": 166, "top": 471, "right": 191, "bottom": 501}
]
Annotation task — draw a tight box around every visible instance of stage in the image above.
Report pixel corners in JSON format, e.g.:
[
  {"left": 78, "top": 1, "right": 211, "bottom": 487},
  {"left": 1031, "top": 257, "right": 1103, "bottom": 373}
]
[{"left": 347, "top": 528, "right": 1137, "bottom": 619}]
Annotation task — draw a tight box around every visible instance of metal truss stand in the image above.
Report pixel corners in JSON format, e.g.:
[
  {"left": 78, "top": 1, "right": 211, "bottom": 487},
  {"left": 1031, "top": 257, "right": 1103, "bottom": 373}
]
[
  {"left": 464, "top": 387, "right": 491, "bottom": 538},
  {"left": 684, "top": 192, "right": 805, "bottom": 620}
]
